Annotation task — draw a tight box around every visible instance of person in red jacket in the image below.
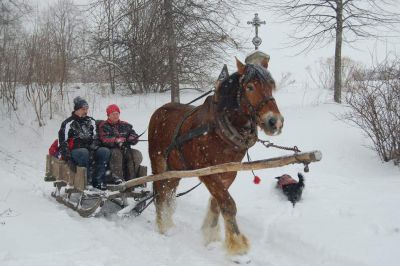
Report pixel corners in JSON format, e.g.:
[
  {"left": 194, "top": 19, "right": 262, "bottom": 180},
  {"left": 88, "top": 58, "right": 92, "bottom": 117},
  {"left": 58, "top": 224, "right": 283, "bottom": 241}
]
[{"left": 98, "top": 104, "right": 142, "bottom": 182}]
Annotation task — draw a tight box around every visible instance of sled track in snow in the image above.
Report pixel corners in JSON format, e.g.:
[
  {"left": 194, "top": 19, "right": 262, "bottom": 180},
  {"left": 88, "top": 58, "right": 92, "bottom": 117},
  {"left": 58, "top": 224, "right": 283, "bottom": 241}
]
[{"left": 0, "top": 146, "right": 48, "bottom": 194}]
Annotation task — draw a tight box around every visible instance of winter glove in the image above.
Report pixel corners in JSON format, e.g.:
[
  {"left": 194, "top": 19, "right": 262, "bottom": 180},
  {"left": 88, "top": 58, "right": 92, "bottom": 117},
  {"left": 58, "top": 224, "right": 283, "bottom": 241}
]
[
  {"left": 127, "top": 134, "right": 139, "bottom": 145},
  {"left": 115, "top": 137, "right": 126, "bottom": 148}
]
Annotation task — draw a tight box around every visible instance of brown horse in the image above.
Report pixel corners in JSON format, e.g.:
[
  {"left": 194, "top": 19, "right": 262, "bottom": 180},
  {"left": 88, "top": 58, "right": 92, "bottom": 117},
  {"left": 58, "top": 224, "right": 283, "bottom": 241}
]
[{"left": 148, "top": 58, "right": 283, "bottom": 258}]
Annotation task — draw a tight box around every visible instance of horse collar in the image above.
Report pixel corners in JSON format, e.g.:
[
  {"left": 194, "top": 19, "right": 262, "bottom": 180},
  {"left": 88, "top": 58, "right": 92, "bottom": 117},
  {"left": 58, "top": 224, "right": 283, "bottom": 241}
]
[
  {"left": 213, "top": 91, "right": 258, "bottom": 151},
  {"left": 214, "top": 112, "right": 258, "bottom": 151}
]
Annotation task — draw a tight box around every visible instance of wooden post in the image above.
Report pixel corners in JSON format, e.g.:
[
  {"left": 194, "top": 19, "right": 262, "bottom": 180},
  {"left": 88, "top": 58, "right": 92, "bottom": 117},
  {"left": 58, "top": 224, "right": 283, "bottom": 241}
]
[{"left": 109, "top": 150, "right": 322, "bottom": 191}]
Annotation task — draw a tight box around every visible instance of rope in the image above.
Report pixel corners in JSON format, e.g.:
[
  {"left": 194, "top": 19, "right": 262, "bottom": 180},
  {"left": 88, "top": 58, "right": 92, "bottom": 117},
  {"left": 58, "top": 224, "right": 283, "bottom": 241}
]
[
  {"left": 132, "top": 181, "right": 203, "bottom": 216},
  {"left": 176, "top": 182, "right": 202, "bottom": 197},
  {"left": 133, "top": 194, "right": 155, "bottom": 216},
  {"left": 137, "top": 129, "right": 147, "bottom": 138},
  {"left": 246, "top": 151, "right": 257, "bottom": 177},
  {"left": 186, "top": 89, "right": 214, "bottom": 105}
]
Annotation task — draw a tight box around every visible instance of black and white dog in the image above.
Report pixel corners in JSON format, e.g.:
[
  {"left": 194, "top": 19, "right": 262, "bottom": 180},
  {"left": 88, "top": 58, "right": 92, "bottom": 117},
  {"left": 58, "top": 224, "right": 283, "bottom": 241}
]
[{"left": 275, "top": 173, "right": 305, "bottom": 207}]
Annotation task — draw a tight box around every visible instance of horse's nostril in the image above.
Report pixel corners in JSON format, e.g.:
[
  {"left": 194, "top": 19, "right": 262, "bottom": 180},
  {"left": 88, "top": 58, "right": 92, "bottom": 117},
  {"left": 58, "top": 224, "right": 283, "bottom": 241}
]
[{"left": 268, "top": 117, "right": 277, "bottom": 128}]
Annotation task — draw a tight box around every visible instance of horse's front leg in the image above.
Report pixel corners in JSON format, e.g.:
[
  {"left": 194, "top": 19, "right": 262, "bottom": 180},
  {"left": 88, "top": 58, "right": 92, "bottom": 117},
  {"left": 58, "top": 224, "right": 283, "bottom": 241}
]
[
  {"left": 201, "top": 174, "right": 249, "bottom": 256},
  {"left": 201, "top": 196, "right": 221, "bottom": 245}
]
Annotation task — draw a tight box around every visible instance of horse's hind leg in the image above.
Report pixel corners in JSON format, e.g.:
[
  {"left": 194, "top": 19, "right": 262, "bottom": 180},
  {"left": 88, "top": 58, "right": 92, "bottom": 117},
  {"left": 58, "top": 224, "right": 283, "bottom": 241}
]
[
  {"left": 202, "top": 174, "right": 249, "bottom": 256},
  {"left": 153, "top": 178, "right": 180, "bottom": 234},
  {"left": 201, "top": 196, "right": 221, "bottom": 245}
]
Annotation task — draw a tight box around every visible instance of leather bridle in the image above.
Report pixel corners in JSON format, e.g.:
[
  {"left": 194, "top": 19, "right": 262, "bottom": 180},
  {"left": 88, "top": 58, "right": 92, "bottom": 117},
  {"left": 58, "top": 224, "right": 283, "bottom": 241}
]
[{"left": 237, "top": 78, "right": 276, "bottom": 120}]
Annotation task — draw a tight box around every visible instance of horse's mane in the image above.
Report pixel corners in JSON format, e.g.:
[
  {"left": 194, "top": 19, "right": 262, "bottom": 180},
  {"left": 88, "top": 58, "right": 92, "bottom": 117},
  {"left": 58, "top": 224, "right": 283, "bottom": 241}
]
[
  {"left": 217, "top": 64, "right": 274, "bottom": 112},
  {"left": 217, "top": 72, "right": 241, "bottom": 112},
  {"left": 242, "top": 64, "right": 273, "bottom": 86}
]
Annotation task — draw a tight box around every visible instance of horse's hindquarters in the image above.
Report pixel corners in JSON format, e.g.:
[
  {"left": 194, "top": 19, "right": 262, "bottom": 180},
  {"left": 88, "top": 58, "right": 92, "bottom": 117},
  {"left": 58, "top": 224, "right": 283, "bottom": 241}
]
[
  {"left": 148, "top": 103, "right": 193, "bottom": 174},
  {"left": 148, "top": 103, "right": 193, "bottom": 234}
]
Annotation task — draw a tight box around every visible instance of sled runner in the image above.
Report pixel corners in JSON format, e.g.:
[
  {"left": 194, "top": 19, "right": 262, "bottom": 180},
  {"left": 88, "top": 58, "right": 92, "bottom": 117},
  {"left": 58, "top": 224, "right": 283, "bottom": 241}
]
[{"left": 44, "top": 154, "right": 150, "bottom": 217}]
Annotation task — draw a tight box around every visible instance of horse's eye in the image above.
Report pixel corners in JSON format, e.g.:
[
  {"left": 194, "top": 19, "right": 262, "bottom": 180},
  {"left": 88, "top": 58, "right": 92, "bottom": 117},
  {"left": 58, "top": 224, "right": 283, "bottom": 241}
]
[{"left": 246, "top": 85, "right": 254, "bottom": 92}]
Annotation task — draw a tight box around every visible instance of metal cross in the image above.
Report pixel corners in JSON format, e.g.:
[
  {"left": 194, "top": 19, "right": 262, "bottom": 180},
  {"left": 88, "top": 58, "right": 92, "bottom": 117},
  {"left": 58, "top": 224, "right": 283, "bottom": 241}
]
[{"left": 247, "top": 13, "right": 266, "bottom": 50}]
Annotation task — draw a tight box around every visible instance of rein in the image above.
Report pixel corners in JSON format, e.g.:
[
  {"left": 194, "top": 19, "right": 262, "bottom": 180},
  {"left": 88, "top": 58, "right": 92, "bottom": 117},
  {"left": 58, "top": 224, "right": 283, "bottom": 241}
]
[{"left": 186, "top": 89, "right": 214, "bottom": 105}]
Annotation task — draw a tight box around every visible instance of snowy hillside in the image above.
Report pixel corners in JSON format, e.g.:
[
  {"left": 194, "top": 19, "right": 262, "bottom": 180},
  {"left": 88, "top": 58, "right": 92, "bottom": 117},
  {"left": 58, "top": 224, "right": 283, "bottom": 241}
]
[{"left": 0, "top": 85, "right": 399, "bottom": 266}]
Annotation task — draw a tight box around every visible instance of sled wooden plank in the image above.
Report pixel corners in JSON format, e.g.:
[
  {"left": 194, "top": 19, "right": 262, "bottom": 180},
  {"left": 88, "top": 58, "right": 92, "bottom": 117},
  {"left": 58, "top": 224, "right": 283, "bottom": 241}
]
[
  {"left": 45, "top": 156, "right": 87, "bottom": 191},
  {"left": 73, "top": 167, "right": 87, "bottom": 192},
  {"left": 44, "top": 155, "right": 55, "bottom": 181},
  {"left": 52, "top": 157, "right": 64, "bottom": 181},
  {"left": 110, "top": 150, "right": 322, "bottom": 191}
]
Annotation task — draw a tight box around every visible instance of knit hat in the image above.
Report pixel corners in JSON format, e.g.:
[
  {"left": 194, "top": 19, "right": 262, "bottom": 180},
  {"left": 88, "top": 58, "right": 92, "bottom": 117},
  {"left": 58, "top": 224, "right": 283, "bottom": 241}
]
[
  {"left": 106, "top": 104, "right": 120, "bottom": 116},
  {"left": 73, "top": 96, "right": 89, "bottom": 111}
]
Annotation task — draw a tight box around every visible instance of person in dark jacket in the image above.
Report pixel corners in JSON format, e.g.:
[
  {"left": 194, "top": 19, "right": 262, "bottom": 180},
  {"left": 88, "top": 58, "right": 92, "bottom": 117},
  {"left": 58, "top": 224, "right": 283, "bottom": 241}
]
[
  {"left": 58, "top": 96, "right": 110, "bottom": 190},
  {"left": 98, "top": 104, "right": 142, "bottom": 182}
]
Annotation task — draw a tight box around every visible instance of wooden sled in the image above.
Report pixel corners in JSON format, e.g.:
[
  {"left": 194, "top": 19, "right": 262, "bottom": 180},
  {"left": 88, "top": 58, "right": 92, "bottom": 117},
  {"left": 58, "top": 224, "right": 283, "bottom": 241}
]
[{"left": 44, "top": 155, "right": 150, "bottom": 217}]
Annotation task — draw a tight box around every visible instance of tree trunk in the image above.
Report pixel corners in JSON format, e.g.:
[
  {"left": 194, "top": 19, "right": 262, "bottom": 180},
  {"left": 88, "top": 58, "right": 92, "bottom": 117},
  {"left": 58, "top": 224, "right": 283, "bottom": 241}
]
[
  {"left": 334, "top": 0, "right": 343, "bottom": 104},
  {"left": 164, "top": 0, "right": 180, "bottom": 103},
  {"left": 106, "top": 0, "right": 116, "bottom": 94}
]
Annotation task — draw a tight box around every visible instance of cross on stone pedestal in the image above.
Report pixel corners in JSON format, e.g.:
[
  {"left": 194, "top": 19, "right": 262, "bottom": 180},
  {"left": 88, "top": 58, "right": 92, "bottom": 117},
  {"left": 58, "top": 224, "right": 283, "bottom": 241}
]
[{"left": 247, "top": 13, "right": 266, "bottom": 50}]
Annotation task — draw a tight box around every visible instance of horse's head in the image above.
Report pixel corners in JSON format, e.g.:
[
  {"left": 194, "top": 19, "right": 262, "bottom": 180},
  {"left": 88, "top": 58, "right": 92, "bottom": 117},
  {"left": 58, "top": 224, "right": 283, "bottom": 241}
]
[{"left": 236, "top": 58, "right": 284, "bottom": 136}]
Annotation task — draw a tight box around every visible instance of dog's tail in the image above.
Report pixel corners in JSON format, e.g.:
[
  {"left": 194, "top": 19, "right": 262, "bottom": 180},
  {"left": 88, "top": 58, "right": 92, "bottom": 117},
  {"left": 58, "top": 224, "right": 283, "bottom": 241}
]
[{"left": 298, "top": 173, "right": 305, "bottom": 185}]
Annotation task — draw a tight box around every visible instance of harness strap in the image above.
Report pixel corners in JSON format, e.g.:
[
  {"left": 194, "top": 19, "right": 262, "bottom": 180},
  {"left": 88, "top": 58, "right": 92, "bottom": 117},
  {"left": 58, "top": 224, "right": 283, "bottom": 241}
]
[
  {"left": 175, "top": 123, "right": 215, "bottom": 146},
  {"left": 214, "top": 112, "right": 257, "bottom": 150},
  {"left": 165, "top": 106, "right": 202, "bottom": 170},
  {"left": 254, "top": 95, "right": 275, "bottom": 112},
  {"left": 212, "top": 93, "right": 258, "bottom": 151}
]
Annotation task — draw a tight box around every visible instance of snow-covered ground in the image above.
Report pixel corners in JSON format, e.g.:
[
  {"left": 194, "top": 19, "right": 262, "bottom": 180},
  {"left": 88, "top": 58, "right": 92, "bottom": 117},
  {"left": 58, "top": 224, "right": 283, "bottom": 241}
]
[{"left": 0, "top": 84, "right": 399, "bottom": 266}]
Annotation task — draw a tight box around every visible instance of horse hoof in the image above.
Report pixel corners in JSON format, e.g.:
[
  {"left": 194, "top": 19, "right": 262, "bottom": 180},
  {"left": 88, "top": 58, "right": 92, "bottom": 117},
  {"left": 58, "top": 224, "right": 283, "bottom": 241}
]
[{"left": 230, "top": 254, "right": 251, "bottom": 264}]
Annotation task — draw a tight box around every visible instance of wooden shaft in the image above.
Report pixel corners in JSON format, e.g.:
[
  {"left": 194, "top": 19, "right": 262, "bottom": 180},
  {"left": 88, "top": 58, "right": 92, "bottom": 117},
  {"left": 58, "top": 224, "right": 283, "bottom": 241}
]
[{"left": 110, "top": 150, "right": 322, "bottom": 192}]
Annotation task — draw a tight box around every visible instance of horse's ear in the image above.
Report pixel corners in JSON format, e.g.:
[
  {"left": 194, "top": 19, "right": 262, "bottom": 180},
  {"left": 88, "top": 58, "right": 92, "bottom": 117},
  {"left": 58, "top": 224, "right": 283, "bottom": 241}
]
[{"left": 235, "top": 57, "right": 245, "bottom": 75}]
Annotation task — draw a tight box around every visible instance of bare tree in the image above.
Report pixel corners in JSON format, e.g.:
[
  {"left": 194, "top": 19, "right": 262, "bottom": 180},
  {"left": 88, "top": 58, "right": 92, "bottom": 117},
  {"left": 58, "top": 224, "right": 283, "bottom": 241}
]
[
  {"left": 88, "top": 0, "right": 118, "bottom": 93},
  {"left": 87, "top": 0, "right": 243, "bottom": 96},
  {"left": 47, "top": 0, "right": 81, "bottom": 99},
  {"left": 343, "top": 55, "right": 400, "bottom": 165},
  {"left": 87, "top": 0, "right": 135, "bottom": 93},
  {"left": 0, "top": 0, "right": 30, "bottom": 113},
  {"left": 268, "top": 0, "right": 400, "bottom": 103},
  {"left": 23, "top": 21, "right": 59, "bottom": 126},
  {"left": 306, "top": 56, "right": 360, "bottom": 91},
  {"left": 165, "top": 0, "right": 179, "bottom": 102}
]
